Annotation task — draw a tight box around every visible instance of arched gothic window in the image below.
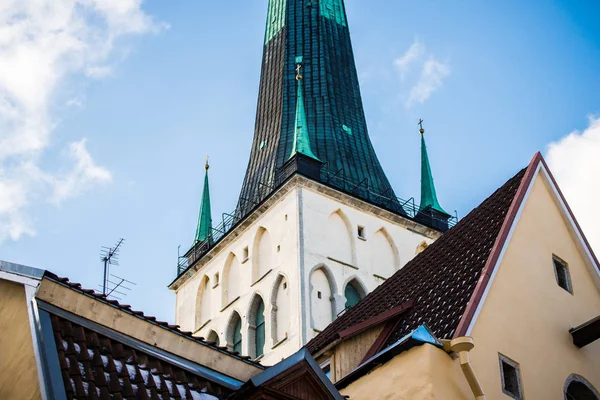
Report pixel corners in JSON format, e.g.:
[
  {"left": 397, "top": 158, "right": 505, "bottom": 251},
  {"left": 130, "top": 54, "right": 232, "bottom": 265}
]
[
  {"left": 195, "top": 275, "right": 212, "bottom": 330},
  {"left": 255, "top": 300, "right": 266, "bottom": 358},
  {"left": 253, "top": 227, "right": 272, "bottom": 282},
  {"left": 310, "top": 266, "right": 336, "bottom": 331},
  {"left": 222, "top": 253, "right": 241, "bottom": 307},
  {"left": 370, "top": 228, "right": 399, "bottom": 278},
  {"left": 247, "top": 295, "right": 266, "bottom": 359},
  {"left": 327, "top": 210, "right": 354, "bottom": 265},
  {"left": 226, "top": 312, "right": 243, "bottom": 354},
  {"left": 345, "top": 282, "right": 362, "bottom": 309},
  {"left": 565, "top": 374, "right": 600, "bottom": 400},
  {"left": 271, "top": 274, "right": 290, "bottom": 344}
]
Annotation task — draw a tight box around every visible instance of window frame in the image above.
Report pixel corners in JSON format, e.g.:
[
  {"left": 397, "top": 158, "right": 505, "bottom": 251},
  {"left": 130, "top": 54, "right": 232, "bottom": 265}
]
[
  {"left": 553, "top": 255, "right": 573, "bottom": 295},
  {"left": 499, "top": 353, "right": 524, "bottom": 400}
]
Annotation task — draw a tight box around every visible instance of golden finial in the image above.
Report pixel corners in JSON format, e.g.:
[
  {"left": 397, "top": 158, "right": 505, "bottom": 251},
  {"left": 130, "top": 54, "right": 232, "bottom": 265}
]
[
  {"left": 205, "top": 155, "right": 210, "bottom": 170},
  {"left": 296, "top": 64, "right": 303, "bottom": 81},
  {"left": 418, "top": 119, "right": 425, "bottom": 135}
]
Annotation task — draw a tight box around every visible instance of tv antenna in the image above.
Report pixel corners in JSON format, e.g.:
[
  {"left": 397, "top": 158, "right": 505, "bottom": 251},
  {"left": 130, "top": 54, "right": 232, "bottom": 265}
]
[{"left": 100, "top": 238, "right": 125, "bottom": 296}]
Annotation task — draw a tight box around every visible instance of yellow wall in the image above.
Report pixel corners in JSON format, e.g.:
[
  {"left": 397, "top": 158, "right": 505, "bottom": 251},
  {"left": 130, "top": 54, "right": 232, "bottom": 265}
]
[
  {"left": 341, "top": 344, "right": 471, "bottom": 400},
  {"left": 0, "top": 280, "right": 41, "bottom": 400},
  {"left": 470, "top": 173, "right": 600, "bottom": 399}
]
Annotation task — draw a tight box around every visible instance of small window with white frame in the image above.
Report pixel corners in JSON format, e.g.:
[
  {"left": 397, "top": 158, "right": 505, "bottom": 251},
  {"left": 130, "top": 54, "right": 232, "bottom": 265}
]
[
  {"left": 499, "top": 354, "right": 523, "bottom": 400},
  {"left": 553, "top": 255, "right": 573, "bottom": 294}
]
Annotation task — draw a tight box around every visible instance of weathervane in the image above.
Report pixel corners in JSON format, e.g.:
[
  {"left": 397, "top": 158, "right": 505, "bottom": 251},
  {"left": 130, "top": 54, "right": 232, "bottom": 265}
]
[
  {"left": 296, "top": 63, "right": 303, "bottom": 80},
  {"left": 418, "top": 119, "right": 425, "bottom": 134},
  {"left": 205, "top": 155, "right": 210, "bottom": 170}
]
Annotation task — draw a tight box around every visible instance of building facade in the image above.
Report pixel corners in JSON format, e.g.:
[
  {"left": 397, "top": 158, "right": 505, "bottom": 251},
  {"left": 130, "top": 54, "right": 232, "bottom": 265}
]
[
  {"left": 170, "top": 0, "right": 451, "bottom": 365},
  {"left": 171, "top": 175, "right": 441, "bottom": 365}
]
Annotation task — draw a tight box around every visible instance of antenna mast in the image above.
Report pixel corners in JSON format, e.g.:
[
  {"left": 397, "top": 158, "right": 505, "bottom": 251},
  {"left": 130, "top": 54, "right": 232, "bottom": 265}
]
[{"left": 100, "top": 238, "right": 124, "bottom": 296}]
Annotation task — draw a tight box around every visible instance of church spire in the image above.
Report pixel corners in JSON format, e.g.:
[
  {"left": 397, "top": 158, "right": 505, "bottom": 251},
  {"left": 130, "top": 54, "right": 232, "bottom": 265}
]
[
  {"left": 237, "top": 0, "right": 401, "bottom": 219},
  {"left": 419, "top": 120, "right": 448, "bottom": 215},
  {"left": 289, "top": 59, "right": 320, "bottom": 162},
  {"left": 195, "top": 157, "right": 213, "bottom": 243}
]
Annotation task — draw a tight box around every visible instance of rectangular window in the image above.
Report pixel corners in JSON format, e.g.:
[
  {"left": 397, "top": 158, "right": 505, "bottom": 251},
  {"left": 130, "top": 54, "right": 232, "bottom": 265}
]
[
  {"left": 357, "top": 225, "right": 365, "bottom": 239},
  {"left": 553, "top": 255, "right": 573, "bottom": 294},
  {"left": 499, "top": 354, "right": 523, "bottom": 399}
]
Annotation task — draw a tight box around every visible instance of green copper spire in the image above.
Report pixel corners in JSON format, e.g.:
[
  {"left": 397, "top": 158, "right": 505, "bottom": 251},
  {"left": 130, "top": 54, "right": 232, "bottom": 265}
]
[
  {"left": 195, "top": 157, "right": 213, "bottom": 243},
  {"left": 288, "top": 61, "right": 320, "bottom": 162},
  {"left": 419, "top": 121, "right": 448, "bottom": 215}
]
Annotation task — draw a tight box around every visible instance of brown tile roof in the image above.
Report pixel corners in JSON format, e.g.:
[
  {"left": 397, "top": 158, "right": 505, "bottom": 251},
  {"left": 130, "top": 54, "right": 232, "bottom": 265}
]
[
  {"left": 306, "top": 165, "right": 528, "bottom": 355},
  {"left": 50, "top": 312, "right": 230, "bottom": 399},
  {"left": 43, "top": 271, "right": 262, "bottom": 367}
]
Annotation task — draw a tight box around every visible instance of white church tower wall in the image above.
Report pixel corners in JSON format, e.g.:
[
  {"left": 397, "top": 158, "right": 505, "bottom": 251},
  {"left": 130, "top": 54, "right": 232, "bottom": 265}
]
[{"left": 172, "top": 177, "right": 441, "bottom": 365}]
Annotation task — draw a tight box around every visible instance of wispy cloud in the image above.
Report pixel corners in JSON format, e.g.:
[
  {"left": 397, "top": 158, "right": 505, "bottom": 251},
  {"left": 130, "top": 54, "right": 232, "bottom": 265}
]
[
  {"left": 394, "top": 41, "right": 425, "bottom": 80},
  {"left": 0, "top": 0, "right": 166, "bottom": 242},
  {"left": 547, "top": 116, "right": 600, "bottom": 254},
  {"left": 393, "top": 40, "right": 450, "bottom": 108},
  {"left": 406, "top": 58, "right": 451, "bottom": 108}
]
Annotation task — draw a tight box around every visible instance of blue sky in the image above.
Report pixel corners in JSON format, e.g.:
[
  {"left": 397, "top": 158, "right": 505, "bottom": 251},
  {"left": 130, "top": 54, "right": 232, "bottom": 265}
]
[{"left": 1, "top": 0, "right": 599, "bottom": 322}]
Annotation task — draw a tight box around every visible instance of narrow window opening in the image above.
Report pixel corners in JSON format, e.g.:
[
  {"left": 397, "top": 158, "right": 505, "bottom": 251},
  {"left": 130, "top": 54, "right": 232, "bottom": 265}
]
[
  {"left": 284, "top": 214, "right": 288, "bottom": 221},
  {"left": 499, "top": 354, "right": 523, "bottom": 399},
  {"left": 345, "top": 282, "right": 362, "bottom": 309},
  {"left": 317, "top": 291, "right": 322, "bottom": 299},
  {"left": 213, "top": 272, "right": 220, "bottom": 288},
  {"left": 283, "top": 282, "right": 287, "bottom": 290},
  {"left": 357, "top": 225, "right": 365, "bottom": 239},
  {"left": 233, "top": 317, "right": 242, "bottom": 355},
  {"left": 243, "top": 246, "right": 249, "bottom": 262},
  {"left": 255, "top": 299, "right": 265, "bottom": 359},
  {"left": 553, "top": 256, "right": 573, "bottom": 294}
]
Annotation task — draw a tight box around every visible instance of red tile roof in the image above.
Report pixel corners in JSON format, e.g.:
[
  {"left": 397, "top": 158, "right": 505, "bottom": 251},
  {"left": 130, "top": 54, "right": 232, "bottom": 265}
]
[{"left": 306, "top": 165, "right": 527, "bottom": 355}]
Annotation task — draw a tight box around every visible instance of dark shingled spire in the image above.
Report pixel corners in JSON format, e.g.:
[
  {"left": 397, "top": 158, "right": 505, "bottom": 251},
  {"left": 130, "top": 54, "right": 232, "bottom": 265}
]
[{"left": 237, "top": 0, "right": 401, "bottom": 217}]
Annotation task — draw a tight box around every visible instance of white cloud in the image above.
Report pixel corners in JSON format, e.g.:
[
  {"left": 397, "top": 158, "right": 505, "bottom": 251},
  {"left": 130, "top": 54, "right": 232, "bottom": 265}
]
[
  {"left": 0, "top": 0, "right": 164, "bottom": 242},
  {"left": 393, "top": 40, "right": 451, "bottom": 108},
  {"left": 406, "top": 58, "right": 451, "bottom": 108},
  {"left": 547, "top": 116, "right": 600, "bottom": 254},
  {"left": 52, "top": 139, "right": 113, "bottom": 204},
  {"left": 394, "top": 41, "right": 424, "bottom": 80}
]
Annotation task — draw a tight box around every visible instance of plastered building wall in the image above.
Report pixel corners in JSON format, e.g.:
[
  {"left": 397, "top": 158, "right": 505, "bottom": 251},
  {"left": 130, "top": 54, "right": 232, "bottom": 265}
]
[
  {"left": 340, "top": 344, "right": 471, "bottom": 400},
  {"left": 0, "top": 280, "right": 41, "bottom": 400},
  {"left": 174, "top": 179, "right": 438, "bottom": 365},
  {"left": 469, "top": 173, "right": 600, "bottom": 399}
]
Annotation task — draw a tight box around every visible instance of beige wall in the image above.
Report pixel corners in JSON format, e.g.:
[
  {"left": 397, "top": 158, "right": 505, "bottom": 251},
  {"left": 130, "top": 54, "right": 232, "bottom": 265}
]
[
  {"left": 0, "top": 280, "right": 41, "bottom": 400},
  {"left": 470, "top": 173, "right": 600, "bottom": 399},
  {"left": 331, "top": 324, "right": 384, "bottom": 382},
  {"left": 341, "top": 344, "right": 471, "bottom": 400}
]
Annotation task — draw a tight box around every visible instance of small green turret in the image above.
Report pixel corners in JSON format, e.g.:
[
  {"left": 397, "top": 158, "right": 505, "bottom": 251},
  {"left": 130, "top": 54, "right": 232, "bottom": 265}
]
[
  {"left": 195, "top": 157, "right": 213, "bottom": 243},
  {"left": 288, "top": 59, "right": 320, "bottom": 162},
  {"left": 419, "top": 120, "right": 448, "bottom": 215}
]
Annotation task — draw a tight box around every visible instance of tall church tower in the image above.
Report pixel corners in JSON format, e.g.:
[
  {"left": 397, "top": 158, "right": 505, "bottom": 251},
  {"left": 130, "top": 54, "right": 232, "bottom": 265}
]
[
  {"left": 170, "top": 0, "right": 451, "bottom": 366},
  {"left": 237, "top": 0, "right": 403, "bottom": 220}
]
